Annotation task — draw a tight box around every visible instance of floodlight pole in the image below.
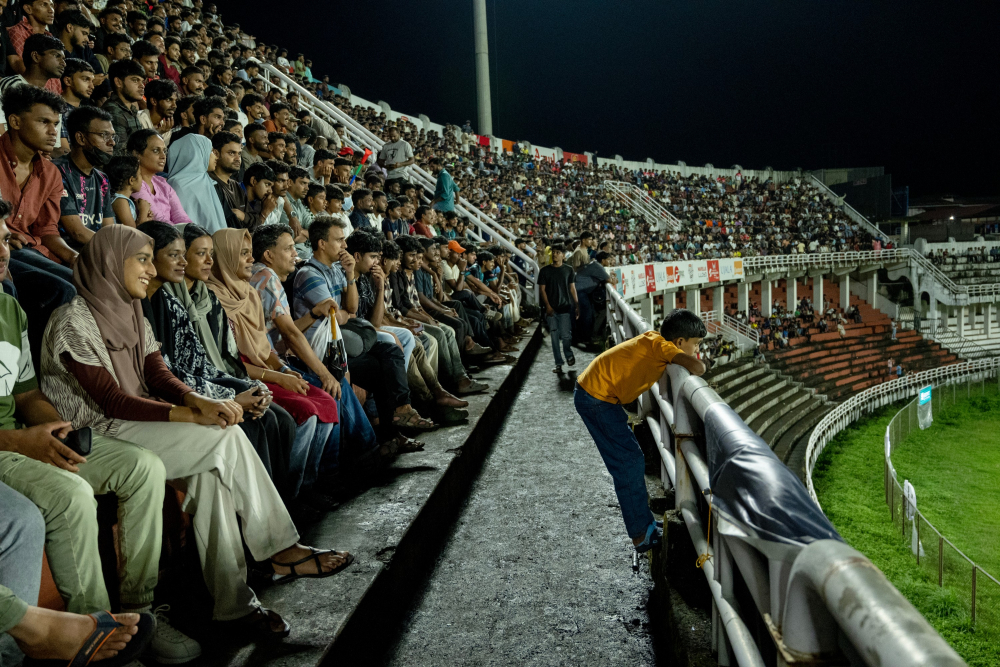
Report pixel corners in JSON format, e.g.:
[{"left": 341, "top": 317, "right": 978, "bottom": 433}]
[{"left": 473, "top": 0, "right": 493, "bottom": 136}]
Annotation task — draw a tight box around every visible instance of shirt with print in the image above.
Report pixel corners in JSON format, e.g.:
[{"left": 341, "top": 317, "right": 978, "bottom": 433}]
[
  {"left": 377, "top": 139, "right": 413, "bottom": 179},
  {"left": 0, "top": 294, "right": 37, "bottom": 430},
  {"left": 249, "top": 263, "right": 290, "bottom": 354},
  {"left": 54, "top": 155, "right": 114, "bottom": 248}
]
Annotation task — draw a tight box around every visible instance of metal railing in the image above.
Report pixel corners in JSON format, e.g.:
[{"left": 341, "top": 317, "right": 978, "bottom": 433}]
[
  {"left": 701, "top": 310, "right": 759, "bottom": 350},
  {"left": 804, "top": 356, "right": 1000, "bottom": 505},
  {"left": 885, "top": 375, "right": 1000, "bottom": 637},
  {"left": 928, "top": 326, "right": 994, "bottom": 360},
  {"left": 604, "top": 180, "right": 684, "bottom": 231},
  {"left": 606, "top": 284, "right": 965, "bottom": 666},
  {"left": 257, "top": 62, "right": 541, "bottom": 301},
  {"left": 806, "top": 173, "right": 889, "bottom": 243}
]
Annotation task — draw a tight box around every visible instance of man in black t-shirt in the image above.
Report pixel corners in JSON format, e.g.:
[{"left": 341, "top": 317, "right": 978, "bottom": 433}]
[
  {"left": 54, "top": 106, "right": 115, "bottom": 250},
  {"left": 538, "top": 243, "right": 579, "bottom": 372}
]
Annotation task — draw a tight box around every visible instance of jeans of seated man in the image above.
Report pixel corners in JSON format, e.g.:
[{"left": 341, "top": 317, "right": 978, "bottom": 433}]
[
  {"left": 0, "top": 482, "right": 45, "bottom": 667},
  {"left": 8, "top": 248, "right": 75, "bottom": 370},
  {"left": 285, "top": 361, "right": 379, "bottom": 473},
  {"left": 344, "top": 340, "right": 411, "bottom": 443}
]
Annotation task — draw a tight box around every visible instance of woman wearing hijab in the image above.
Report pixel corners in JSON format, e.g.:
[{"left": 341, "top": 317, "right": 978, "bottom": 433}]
[
  {"left": 127, "top": 130, "right": 193, "bottom": 227},
  {"left": 204, "top": 229, "right": 346, "bottom": 491},
  {"left": 136, "top": 221, "right": 303, "bottom": 503},
  {"left": 166, "top": 134, "right": 228, "bottom": 234},
  {"left": 41, "top": 225, "right": 352, "bottom": 638}
]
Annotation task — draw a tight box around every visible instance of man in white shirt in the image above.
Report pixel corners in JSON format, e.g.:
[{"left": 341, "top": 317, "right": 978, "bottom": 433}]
[{"left": 376, "top": 125, "right": 414, "bottom": 181}]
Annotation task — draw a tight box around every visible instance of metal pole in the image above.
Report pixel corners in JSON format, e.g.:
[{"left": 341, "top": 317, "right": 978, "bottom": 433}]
[
  {"left": 472, "top": 0, "right": 493, "bottom": 136},
  {"left": 938, "top": 537, "right": 944, "bottom": 586},
  {"left": 972, "top": 565, "right": 977, "bottom": 626}
]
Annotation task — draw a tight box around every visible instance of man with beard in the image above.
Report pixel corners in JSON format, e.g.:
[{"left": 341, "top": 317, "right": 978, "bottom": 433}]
[
  {"left": 100, "top": 57, "right": 143, "bottom": 153},
  {"left": 178, "top": 38, "right": 198, "bottom": 69},
  {"left": 239, "top": 123, "right": 267, "bottom": 179},
  {"left": 239, "top": 91, "right": 266, "bottom": 124},
  {"left": 178, "top": 64, "right": 204, "bottom": 96},
  {"left": 140, "top": 78, "right": 176, "bottom": 143},
  {"left": 53, "top": 106, "right": 114, "bottom": 248},
  {"left": 130, "top": 39, "right": 160, "bottom": 81},
  {"left": 348, "top": 188, "right": 374, "bottom": 231},
  {"left": 267, "top": 131, "right": 286, "bottom": 162},
  {"left": 54, "top": 10, "right": 101, "bottom": 83},
  {"left": 210, "top": 130, "right": 254, "bottom": 231},
  {"left": 170, "top": 94, "right": 224, "bottom": 143},
  {"left": 54, "top": 57, "right": 93, "bottom": 157},
  {"left": 264, "top": 159, "right": 296, "bottom": 228},
  {"left": 0, "top": 34, "right": 65, "bottom": 130},
  {"left": 7, "top": 0, "right": 58, "bottom": 94}
]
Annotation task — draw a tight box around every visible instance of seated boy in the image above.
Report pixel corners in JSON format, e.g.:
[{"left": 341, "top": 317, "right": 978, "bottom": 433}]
[{"left": 574, "top": 309, "right": 706, "bottom": 552}]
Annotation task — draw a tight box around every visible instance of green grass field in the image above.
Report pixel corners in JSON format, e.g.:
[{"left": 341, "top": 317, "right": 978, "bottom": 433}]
[{"left": 812, "top": 382, "right": 1000, "bottom": 667}]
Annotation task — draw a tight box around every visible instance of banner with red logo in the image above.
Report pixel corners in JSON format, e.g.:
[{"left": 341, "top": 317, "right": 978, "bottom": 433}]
[
  {"left": 613, "top": 258, "right": 744, "bottom": 296},
  {"left": 645, "top": 264, "right": 656, "bottom": 292},
  {"left": 562, "top": 151, "right": 588, "bottom": 164}
]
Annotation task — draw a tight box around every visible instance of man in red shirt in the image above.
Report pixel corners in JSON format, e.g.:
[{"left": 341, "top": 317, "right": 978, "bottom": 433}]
[
  {"left": 0, "top": 84, "right": 76, "bottom": 362},
  {"left": 8, "top": 0, "right": 61, "bottom": 95}
]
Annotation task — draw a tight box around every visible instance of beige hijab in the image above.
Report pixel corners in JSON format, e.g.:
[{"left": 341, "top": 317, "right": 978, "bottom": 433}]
[
  {"left": 205, "top": 228, "right": 272, "bottom": 367},
  {"left": 73, "top": 225, "right": 154, "bottom": 396}
]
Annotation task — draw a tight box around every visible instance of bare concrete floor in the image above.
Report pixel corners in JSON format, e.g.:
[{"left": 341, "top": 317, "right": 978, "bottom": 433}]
[{"left": 382, "top": 339, "right": 661, "bottom": 667}]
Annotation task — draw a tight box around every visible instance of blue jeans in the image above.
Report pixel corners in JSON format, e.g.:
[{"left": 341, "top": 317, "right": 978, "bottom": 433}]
[
  {"left": 547, "top": 312, "right": 573, "bottom": 365},
  {"left": 0, "top": 481, "right": 45, "bottom": 666},
  {"left": 574, "top": 384, "right": 654, "bottom": 539}
]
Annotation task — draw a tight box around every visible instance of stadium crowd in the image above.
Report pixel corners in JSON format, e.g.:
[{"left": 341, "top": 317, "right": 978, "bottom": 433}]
[{"left": 0, "top": 0, "right": 902, "bottom": 662}]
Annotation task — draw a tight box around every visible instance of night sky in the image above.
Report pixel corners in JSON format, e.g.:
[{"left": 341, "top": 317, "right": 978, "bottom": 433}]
[{"left": 221, "top": 0, "right": 999, "bottom": 198}]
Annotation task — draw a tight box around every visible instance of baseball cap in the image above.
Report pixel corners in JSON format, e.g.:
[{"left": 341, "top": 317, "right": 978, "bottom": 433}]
[{"left": 447, "top": 240, "right": 466, "bottom": 253}]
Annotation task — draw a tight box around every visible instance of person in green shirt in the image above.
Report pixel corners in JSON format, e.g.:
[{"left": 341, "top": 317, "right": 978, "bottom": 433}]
[{"left": 0, "top": 213, "right": 201, "bottom": 662}]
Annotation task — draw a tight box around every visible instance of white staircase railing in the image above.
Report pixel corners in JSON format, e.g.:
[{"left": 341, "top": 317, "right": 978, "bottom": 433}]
[
  {"left": 807, "top": 173, "right": 889, "bottom": 243},
  {"left": 603, "top": 180, "right": 683, "bottom": 231},
  {"left": 701, "top": 310, "right": 759, "bottom": 350},
  {"left": 258, "top": 62, "right": 540, "bottom": 300}
]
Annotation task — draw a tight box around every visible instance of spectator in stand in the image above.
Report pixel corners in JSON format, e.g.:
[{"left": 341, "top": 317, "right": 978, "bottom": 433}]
[
  {"left": 264, "top": 159, "right": 294, "bottom": 227},
  {"left": 42, "top": 225, "right": 351, "bottom": 639},
  {"left": 54, "top": 57, "right": 93, "bottom": 156},
  {"left": 348, "top": 187, "right": 374, "bottom": 231},
  {"left": 241, "top": 163, "right": 278, "bottom": 233},
  {"left": 159, "top": 35, "right": 181, "bottom": 85},
  {"left": 54, "top": 10, "right": 100, "bottom": 82},
  {"left": 412, "top": 205, "right": 438, "bottom": 238},
  {"left": 310, "top": 147, "right": 335, "bottom": 186},
  {"left": 171, "top": 94, "right": 224, "bottom": 144},
  {"left": 106, "top": 154, "right": 146, "bottom": 226},
  {"left": 129, "top": 39, "right": 158, "bottom": 81},
  {"left": 241, "top": 123, "right": 267, "bottom": 176},
  {"left": 166, "top": 133, "right": 227, "bottom": 233},
  {"left": 296, "top": 124, "right": 315, "bottom": 169},
  {"left": 209, "top": 130, "right": 251, "bottom": 229},
  {"left": 54, "top": 106, "right": 115, "bottom": 251},
  {"left": 124, "top": 10, "right": 145, "bottom": 42},
  {"left": 392, "top": 235, "right": 486, "bottom": 395},
  {"left": 178, "top": 64, "right": 203, "bottom": 96},
  {"left": 0, "top": 34, "right": 65, "bottom": 133},
  {"left": 429, "top": 156, "right": 459, "bottom": 213},
  {"left": 538, "top": 243, "right": 579, "bottom": 373},
  {"left": 376, "top": 125, "right": 414, "bottom": 181},
  {"left": 7, "top": 0, "right": 60, "bottom": 95},
  {"left": 101, "top": 57, "right": 143, "bottom": 153},
  {"left": 382, "top": 199, "right": 406, "bottom": 240},
  {"left": 568, "top": 231, "right": 595, "bottom": 271},
  {"left": 0, "top": 85, "right": 79, "bottom": 358},
  {"left": 240, "top": 90, "right": 266, "bottom": 124},
  {"left": 137, "top": 220, "right": 305, "bottom": 505},
  {"left": 140, "top": 78, "right": 177, "bottom": 145},
  {"left": 250, "top": 225, "right": 384, "bottom": 469},
  {"left": 127, "top": 129, "right": 191, "bottom": 226},
  {"left": 263, "top": 101, "right": 290, "bottom": 134},
  {"left": 267, "top": 131, "right": 286, "bottom": 162}
]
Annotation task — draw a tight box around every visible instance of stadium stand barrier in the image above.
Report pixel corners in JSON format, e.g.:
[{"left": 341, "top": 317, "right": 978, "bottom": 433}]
[
  {"left": 884, "top": 374, "right": 1000, "bottom": 637},
  {"left": 805, "top": 356, "right": 1000, "bottom": 504},
  {"left": 606, "top": 284, "right": 966, "bottom": 666},
  {"left": 257, "top": 62, "right": 542, "bottom": 301}
]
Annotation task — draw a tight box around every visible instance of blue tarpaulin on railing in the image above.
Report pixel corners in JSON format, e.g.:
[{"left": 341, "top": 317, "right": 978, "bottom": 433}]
[{"left": 702, "top": 402, "right": 842, "bottom": 546}]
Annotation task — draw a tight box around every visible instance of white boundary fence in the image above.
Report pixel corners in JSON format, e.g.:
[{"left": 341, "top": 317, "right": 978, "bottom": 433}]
[
  {"left": 607, "top": 284, "right": 966, "bottom": 666},
  {"left": 883, "top": 375, "right": 1000, "bottom": 636}
]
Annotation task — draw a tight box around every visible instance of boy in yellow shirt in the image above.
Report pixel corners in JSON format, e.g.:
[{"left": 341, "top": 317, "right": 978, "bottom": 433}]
[{"left": 575, "top": 309, "right": 706, "bottom": 552}]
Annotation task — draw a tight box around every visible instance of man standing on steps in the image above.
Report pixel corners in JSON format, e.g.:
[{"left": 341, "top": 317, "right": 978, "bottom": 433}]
[{"left": 538, "top": 243, "right": 578, "bottom": 374}]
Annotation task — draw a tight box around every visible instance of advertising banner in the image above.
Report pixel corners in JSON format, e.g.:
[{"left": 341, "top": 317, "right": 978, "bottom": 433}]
[
  {"left": 645, "top": 264, "right": 656, "bottom": 292},
  {"left": 613, "top": 258, "right": 748, "bottom": 300},
  {"left": 918, "top": 385, "right": 933, "bottom": 430}
]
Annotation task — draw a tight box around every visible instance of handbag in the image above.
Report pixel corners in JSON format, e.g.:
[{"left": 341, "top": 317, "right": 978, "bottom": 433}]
[{"left": 341, "top": 318, "right": 378, "bottom": 358}]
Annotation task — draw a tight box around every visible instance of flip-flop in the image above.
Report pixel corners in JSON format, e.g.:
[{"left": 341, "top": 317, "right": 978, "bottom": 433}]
[
  {"left": 455, "top": 380, "right": 489, "bottom": 395},
  {"left": 24, "top": 610, "right": 155, "bottom": 667},
  {"left": 271, "top": 548, "right": 354, "bottom": 584}
]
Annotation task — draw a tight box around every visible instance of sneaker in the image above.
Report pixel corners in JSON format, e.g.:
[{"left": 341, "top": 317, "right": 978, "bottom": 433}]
[
  {"left": 553, "top": 365, "right": 563, "bottom": 373},
  {"left": 148, "top": 605, "right": 202, "bottom": 664}
]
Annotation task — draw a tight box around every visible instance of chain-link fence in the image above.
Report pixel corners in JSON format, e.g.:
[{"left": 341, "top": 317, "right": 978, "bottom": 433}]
[{"left": 884, "top": 373, "right": 1000, "bottom": 636}]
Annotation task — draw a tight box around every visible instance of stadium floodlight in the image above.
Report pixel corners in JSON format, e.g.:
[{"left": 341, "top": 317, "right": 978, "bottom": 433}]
[{"left": 473, "top": 0, "right": 493, "bottom": 136}]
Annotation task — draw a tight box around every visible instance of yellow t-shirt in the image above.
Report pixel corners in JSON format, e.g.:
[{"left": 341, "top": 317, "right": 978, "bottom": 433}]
[{"left": 577, "top": 331, "right": 681, "bottom": 405}]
